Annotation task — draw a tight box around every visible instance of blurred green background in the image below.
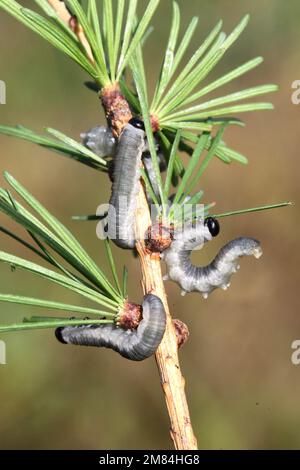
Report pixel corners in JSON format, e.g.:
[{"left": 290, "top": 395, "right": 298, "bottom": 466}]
[{"left": 0, "top": 0, "right": 299, "bottom": 450}]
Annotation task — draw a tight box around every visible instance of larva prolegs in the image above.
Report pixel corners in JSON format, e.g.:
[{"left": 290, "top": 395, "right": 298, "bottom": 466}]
[{"left": 163, "top": 219, "right": 262, "bottom": 298}]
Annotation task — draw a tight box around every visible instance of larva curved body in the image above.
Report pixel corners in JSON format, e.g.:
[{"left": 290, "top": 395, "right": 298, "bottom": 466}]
[
  {"left": 81, "top": 125, "right": 116, "bottom": 157},
  {"left": 55, "top": 294, "right": 166, "bottom": 361},
  {"left": 163, "top": 223, "right": 262, "bottom": 297},
  {"left": 107, "top": 123, "right": 145, "bottom": 249}
]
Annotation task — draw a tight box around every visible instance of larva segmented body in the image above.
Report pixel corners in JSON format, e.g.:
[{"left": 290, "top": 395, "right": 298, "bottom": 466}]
[
  {"left": 107, "top": 123, "right": 146, "bottom": 249},
  {"left": 55, "top": 294, "right": 166, "bottom": 361},
  {"left": 163, "top": 219, "right": 262, "bottom": 297}
]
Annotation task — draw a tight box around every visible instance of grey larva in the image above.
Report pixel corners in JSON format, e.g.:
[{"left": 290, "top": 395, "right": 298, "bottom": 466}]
[
  {"left": 163, "top": 218, "right": 262, "bottom": 297},
  {"left": 55, "top": 294, "right": 166, "bottom": 361},
  {"left": 81, "top": 125, "right": 116, "bottom": 157},
  {"left": 107, "top": 122, "right": 146, "bottom": 249},
  {"left": 81, "top": 123, "right": 166, "bottom": 204}
]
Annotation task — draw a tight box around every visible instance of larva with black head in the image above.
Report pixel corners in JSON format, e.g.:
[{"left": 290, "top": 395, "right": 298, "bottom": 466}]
[
  {"left": 55, "top": 294, "right": 166, "bottom": 361},
  {"left": 81, "top": 120, "right": 168, "bottom": 246},
  {"left": 107, "top": 120, "right": 146, "bottom": 249},
  {"left": 163, "top": 217, "right": 262, "bottom": 297}
]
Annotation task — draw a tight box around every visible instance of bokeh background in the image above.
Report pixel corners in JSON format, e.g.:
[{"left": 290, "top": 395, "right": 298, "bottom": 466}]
[{"left": 0, "top": 0, "right": 299, "bottom": 449}]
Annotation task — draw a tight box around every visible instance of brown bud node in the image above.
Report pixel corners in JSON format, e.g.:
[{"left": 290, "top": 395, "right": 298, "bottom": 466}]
[
  {"left": 117, "top": 301, "right": 143, "bottom": 330},
  {"left": 144, "top": 222, "right": 174, "bottom": 254},
  {"left": 173, "top": 319, "right": 189, "bottom": 348},
  {"left": 68, "top": 15, "right": 78, "bottom": 33},
  {"left": 100, "top": 83, "right": 132, "bottom": 137},
  {"left": 150, "top": 114, "right": 160, "bottom": 133}
]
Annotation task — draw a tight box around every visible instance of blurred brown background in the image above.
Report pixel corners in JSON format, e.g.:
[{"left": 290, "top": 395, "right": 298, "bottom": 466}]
[{"left": 0, "top": 0, "right": 299, "bottom": 449}]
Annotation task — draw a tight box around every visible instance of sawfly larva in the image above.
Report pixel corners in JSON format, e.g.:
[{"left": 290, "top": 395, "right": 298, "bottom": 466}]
[
  {"left": 55, "top": 294, "right": 166, "bottom": 361},
  {"left": 163, "top": 217, "right": 262, "bottom": 297},
  {"left": 81, "top": 119, "right": 168, "bottom": 248},
  {"left": 107, "top": 119, "right": 146, "bottom": 249}
]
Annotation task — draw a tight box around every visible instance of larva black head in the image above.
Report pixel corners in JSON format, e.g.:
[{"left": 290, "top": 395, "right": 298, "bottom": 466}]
[
  {"left": 55, "top": 327, "right": 68, "bottom": 344},
  {"left": 129, "top": 117, "right": 145, "bottom": 130},
  {"left": 205, "top": 217, "right": 220, "bottom": 237}
]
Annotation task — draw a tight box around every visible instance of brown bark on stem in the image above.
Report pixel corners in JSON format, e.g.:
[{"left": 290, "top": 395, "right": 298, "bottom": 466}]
[
  {"left": 48, "top": 0, "right": 94, "bottom": 62},
  {"left": 47, "top": 0, "right": 70, "bottom": 24},
  {"left": 135, "top": 187, "right": 198, "bottom": 450},
  {"left": 100, "top": 83, "right": 132, "bottom": 137}
]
